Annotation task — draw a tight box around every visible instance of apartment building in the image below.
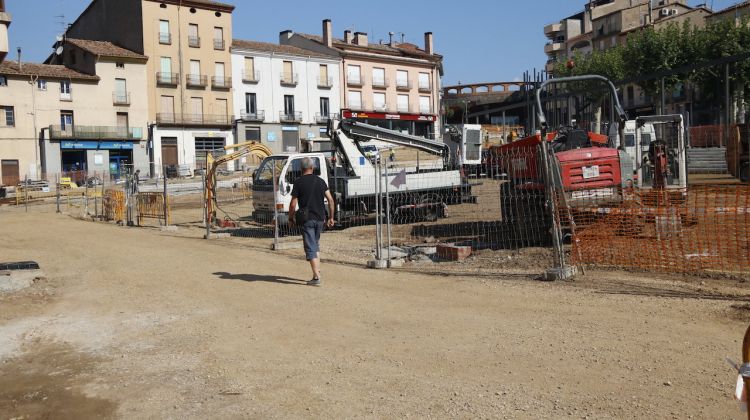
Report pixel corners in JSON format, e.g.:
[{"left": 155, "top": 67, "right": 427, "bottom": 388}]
[
  {"left": 707, "top": 1, "right": 750, "bottom": 25},
  {"left": 0, "top": 0, "right": 9, "bottom": 63},
  {"left": 42, "top": 39, "right": 150, "bottom": 177},
  {"left": 61, "top": 0, "right": 236, "bottom": 176},
  {"left": 281, "top": 19, "right": 443, "bottom": 139},
  {"left": 231, "top": 39, "right": 341, "bottom": 156}
]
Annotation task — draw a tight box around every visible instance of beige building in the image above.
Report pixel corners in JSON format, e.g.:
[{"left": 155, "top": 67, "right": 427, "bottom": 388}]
[
  {"left": 62, "top": 0, "right": 236, "bottom": 175},
  {"left": 0, "top": 0, "right": 9, "bottom": 63},
  {"left": 707, "top": 1, "right": 750, "bottom": 25},
  {"left": 282, "top": 20, "right": 443, "bottom": 139}
]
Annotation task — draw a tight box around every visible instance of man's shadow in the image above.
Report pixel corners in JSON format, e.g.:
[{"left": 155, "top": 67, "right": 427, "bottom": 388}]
[{"left": 213, "top": 272, "right": 307, "bottom": 286}]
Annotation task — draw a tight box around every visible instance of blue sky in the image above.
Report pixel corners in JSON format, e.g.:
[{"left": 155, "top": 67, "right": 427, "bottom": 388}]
[{"left": 5, "top": 0, "right": 739, "bottom": 85}]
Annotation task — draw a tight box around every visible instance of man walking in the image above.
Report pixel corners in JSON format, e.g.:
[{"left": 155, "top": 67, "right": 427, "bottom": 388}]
[{"left": 289, "top": 158, "right": 335, "bottom": 286}]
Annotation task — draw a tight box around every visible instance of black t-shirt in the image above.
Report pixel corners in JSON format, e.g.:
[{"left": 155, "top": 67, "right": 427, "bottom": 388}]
[{"left": 291, "top": 174, "right": 329, "bottom": 221}]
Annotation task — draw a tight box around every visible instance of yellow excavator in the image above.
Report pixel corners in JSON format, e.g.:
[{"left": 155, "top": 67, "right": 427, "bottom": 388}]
[{"left": 205, "top": 141, "right": 272, "bottom": 226}]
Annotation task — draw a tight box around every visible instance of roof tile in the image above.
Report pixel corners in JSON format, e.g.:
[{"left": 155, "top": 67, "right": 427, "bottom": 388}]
[
  {"left": 0, "top": 61, "right": 99, "bottom": 81},
  {"left": 66, "top": 38, "right": 147, "bottom": 60}
]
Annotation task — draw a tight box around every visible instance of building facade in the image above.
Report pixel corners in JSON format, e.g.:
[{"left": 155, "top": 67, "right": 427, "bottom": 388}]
[
  {"left": 231, "top": 39, "right": 341, "bottom": 157},
  {"left": 62, "top": 0, "right": 236, "bottom": 176},
  {"left": 282, "top": 19, "right": 443, "bottom": 139},
  {"left": 0, "top": 0, "right": 9, "bottom": 63}
]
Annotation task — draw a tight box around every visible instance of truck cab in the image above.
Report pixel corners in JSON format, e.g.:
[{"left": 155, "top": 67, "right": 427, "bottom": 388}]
[
  {"left": 622, "top": 120, "right": 656, "bottom": 172},
  {"left": 252, "top": 153, "right": 329, "bottom": 226}
]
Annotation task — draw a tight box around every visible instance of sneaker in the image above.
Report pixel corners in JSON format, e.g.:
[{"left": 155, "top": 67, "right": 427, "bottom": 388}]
[{"left": 307, "top": 278, "right": 321, "bottom": 287}]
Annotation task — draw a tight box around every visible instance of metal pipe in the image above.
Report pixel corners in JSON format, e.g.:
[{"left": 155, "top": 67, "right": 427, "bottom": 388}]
[
  {"left": 272, "top": 163, "right": 278, "bottom": 247},
  {"left": 384, "top": 160, "right": 391, "bottom": 263},
  {"left": 374, "top": 162, "right": 381, "bottom": 260}
]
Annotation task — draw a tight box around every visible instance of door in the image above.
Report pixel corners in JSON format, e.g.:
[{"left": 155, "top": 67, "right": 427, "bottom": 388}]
[
  {"left": 160, "top": 57, "right": 172, "bottom": 82},
  {"left": 320, "top": 97, "right": 329, "bottom": 117},
  {"left": 283, "top": 61, "right": 293, "bottom": 83},
  {"left": 245, "top": 93, "right": 256, "bottom": 114},
  {"left": 319, "top": 64, "right": 328, "bottom": 85},
  {"left": 191, "top": 97, "right": 203, "bottom": 123},
  {"left": 216, "top": 99, "right": 228, "bottom": 124},
  {"left": 282, "top": 129, "right": 298, "bottom": 152},
  {"left": 160, "top": 95, "right": 175, "bottom": 122},
  {"left": 284, "top": 95, "right": 295, "bottom": 118},
  {"left": 161, "top": 138, "right": 178, "bottom": 167},
  {"left": 60, "top": 111, "right": 74, "bottom": 136},
  {"left": 117, "top": 112, "right": 129, "bottom": 137},
  {"left": 115, "top": 78, "right": 127, "bottom": 103},
  {"left": 190, "top": 60, "right": 201, "bottom": 75},
  {"left": 215, "top": 62, "right": 225, "bottom": 85},
  {"left": 1, "top": 160, "right": 19, "bottom": 186}
]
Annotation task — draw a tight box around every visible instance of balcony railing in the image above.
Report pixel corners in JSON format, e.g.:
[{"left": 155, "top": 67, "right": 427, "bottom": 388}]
[
  {"left": 155, "top": 113, "right": 231, "bottom": 126},
  {"left": 159, "top": 32, "right": 171, "bottom": 45},
  {"left": 347, "top": 76, "right": 363, "bottom": 87},
  {"left": 214, "top": 39, "right": 225, "bottom": 50},
  {"left": 242, "top": 70, "right": 260, "bottom": 83},
  {"left": 317, "top": 77, "right": 333, "bottom": 88},
  {"left": 396, "top": 80, "right": 413, "bottom": 91},
  {"left": 188, "top": 36, "right": 201, "bottom": 48},
  {"left": 112, "top": 92, "right": 130, "bottom": 105},
  {"left": 49, "top": 125, "right": 142, "bottom": 140},
  {"left": 349, "top": 101, "right": 366, "bottom": 111},
  {"left": 314, "top": 113, "right": 338, "bottom": 124},
  {"left": 240, "top": 110, "right": 265, "bottom": 122},
  {"left": 60, "top": 92, "right": 72, "bottom": 101},
  {"left": 186, "top": 74, "right": 207, "bottom": 88},
  {"left": 418, "top": 83, "right": 432, "bottom": 93},
  {"left": 397, "top": 105, "right": 411, "bottom": 113},
  {"left": 280, "top": 73, "right": 298, "bottom": 86},
  {"left": 157, "top": 72, "right": 179, "bottom": 86},
  {"left": 211, "top": 76, "right": 232, "bottom": 89},
  {"left": 372, "top": 77, "right": 389, "bottom": 89},
  {"left": 279, "top": 111, "right": 302, "bottom": 123},
  {"left": 419, "top": 106, "right": 432, "bottom": 114},
  {"left": 373, "top": 103, "right": 389, "bottom": 112}
]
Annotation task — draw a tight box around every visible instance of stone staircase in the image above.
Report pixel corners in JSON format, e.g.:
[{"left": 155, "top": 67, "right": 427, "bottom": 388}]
[{"left": 687, "top": 147, "right": 728, "bottom": 174}]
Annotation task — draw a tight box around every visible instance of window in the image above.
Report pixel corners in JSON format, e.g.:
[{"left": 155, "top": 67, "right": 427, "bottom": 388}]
[
  {"left": 116, "top": 113, "right": 129, "bottom": 136},
  {"left": 282, "top": 61, "right": 294, "bottom": 83},
  {"left": 319, "top": 97, "right": 329, "bottom": 117},
  {"left": 160, "top": 57, "right": 172, "bottom": 74},
  {"left": 0, "top": 76, "right": 7, "bottom": 86},
  {"left": 37, "top": 79, "right": 47, "bottom": 91},
  {"left": 60, "top": 81, "right": 72, "bottom": 101},
  {"left": 373, "top": 92, "right": 386, "bottom": 111},
  {"left": 188, "top": 24, "right": 200, "bottom": 47},
  {"left": 244, "top": 57, "right": 255, "bottom": 80},
  {"left": 348, "top": 91, "right": 362, "bottom": 110},
  {"left": 245, "top": 127, "right": 261, "bottom": 141},
  {"left": 116, "top": 62, "right": 125, "bottom": 69},
  {"left": 189, "top": 60, "right": 201, "bottom": 79},
  {"left": 60, "top": 111, "right": 74, "bottom": 130},
  {"left": 396, "top": 70, "right": 409, "bottom": 88},
  {"left": 418, "top": 72, "right": 430, "bottom": 90},
  {"left": 372, "top": 67, "right": 385, "bottom": 87},
  {"left": 347, "top": 65, "right": 361, "bottom": 85},
  {"left": 216, "top": 98, "right": 228, "bottom": 117},
  {"left": 195, "top": 137, "right": 226, "bottom": 169},
  {"left": 284, "top": 95, "right": 295, "bottom": 115},
  {"left": 245, "top": 93, "right": 257, "bottom": 114},
  {"left": 286, "top": 157, "right": 321, "bottom": 184},
  {"left": 215, "top": 62, "right": 225, "bottom": 78},
  {"left": 159, "top": 20, "right": 171, "bottom": 44},
  {"left": 397, "top": 94, "right": 409, "bottom": 113},
  {"left": 114, "top": 78, "right": 127, "bottom": 104},
  {"left": 1, "top": 106, "right": 14, "bottom": 127},
  {"left": 214, "top": 27, "right": 225, "bottom": 49},
  {"left": 419, "top": 96, "right": 431, "bottom": 114},
  {"left": 319, "top": 64, "right": 328, "bottom": 86},
  {"left": 160, "top": 96, "right": 175, "bottom": 121},
  {"left": 191, "top": 97, "right": 203, "bottom": 116}
]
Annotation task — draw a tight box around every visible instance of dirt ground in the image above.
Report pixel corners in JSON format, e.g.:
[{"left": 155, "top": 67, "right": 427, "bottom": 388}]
[{"left": 1, "top": 211, "right": 750, "bottom": 419}]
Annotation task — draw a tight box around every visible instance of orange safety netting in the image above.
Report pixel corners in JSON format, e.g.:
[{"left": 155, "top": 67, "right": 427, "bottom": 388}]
[{"left": 566, "top": 185, "right": 750, "bottom": 275}]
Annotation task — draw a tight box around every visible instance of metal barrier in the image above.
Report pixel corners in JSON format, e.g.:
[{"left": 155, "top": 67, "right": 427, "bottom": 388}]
[
  {"left": 103, "top": 189, "right": 126, "bottom": 222},
  {"left": 136, "top": 192, "right": 170, "bottom": 226}
]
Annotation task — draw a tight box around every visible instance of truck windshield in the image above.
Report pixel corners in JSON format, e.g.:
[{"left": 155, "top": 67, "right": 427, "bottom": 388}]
[
  {"left": 254, "top": 157, "right": 287, "bottom": 187},
  {"left": 624, "top": 134, "right": 636, "bottom": 147}
]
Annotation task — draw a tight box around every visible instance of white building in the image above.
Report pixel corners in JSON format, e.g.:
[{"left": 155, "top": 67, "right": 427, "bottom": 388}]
[{"left": 231, "top": 39, "right": 341, "bottom": 155}]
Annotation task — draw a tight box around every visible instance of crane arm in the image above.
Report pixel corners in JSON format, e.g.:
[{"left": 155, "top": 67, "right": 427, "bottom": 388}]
[{"left": 339, "top": 119, "right": 448, "bottom": 157}]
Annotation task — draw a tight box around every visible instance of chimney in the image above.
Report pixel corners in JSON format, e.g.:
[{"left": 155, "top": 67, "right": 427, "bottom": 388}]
[
  {"left": 279, "top": 30, "right": 293, "bottom": 44},
  {"left": 322, "top": 19, "right": 333, "bottom": 48},
  {"left": 424, "top": 32, "right": 434, "bottom": 55},
  {"left": 354, "top": 32, "right": 368, "bottom": 47},
  {"left": 388, "top": 31, "right": 396, "bottom": 47},
  {"left": 17, "top": 47, "right": 21, "bottom": 71},
  {"left": 344, "top": 30, "right": 353, "bottom": 44}
]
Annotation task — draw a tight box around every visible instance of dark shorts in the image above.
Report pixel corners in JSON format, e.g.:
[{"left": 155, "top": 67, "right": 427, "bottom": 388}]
[{"left": 301, "top": 220, "right": 325, "bottom": 260}]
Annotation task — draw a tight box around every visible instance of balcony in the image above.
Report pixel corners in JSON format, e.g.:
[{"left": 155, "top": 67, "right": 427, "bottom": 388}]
[
  {"left": 418, "top": 83, "right": 432, "bottom": 93},
  {"left": 212, "top": 76, "right": 232, "bottom": 90},
  {"left": 544, "top": 22, "right": 563, "bottom": 37},
  {"left": 280, "top": 73, "right": 298, "bottom": 86},
  {"left": 186, "top": 74, "right": 207, "bottom": 88},
  {"left": 372, "top": 77, "right": 389, "bottom": 89},
  {"left": 545, "top": 42, "right": 564, "bottom": 54},
  {"left": 112, "top": 92, "right": 130, "bottom": 106},
  {"left": 156, "top": 72, "right": 179, "bottom": 86},
  {"left": 396, "top": 80, "right": 412, "bottom": 91},
  {"left": 315, "top": 113, "right": 338, "bottom": 124},
  {"left": 242, "top": 70, "right": 260, "bottom": 83},
  {"left": 214, "top": 39, "right": 225, "bottom": 50},
  {"left": 317, "top": 77, "right": 333, "bottom": 88},
  {"left": 49, "top": 125, "right": 142, "bottom": 140},
  {"left": 240, "top": 110, "right": 265, "bottom": 122},
  {"left": 279, "top": 111, "right": 302, "bottom": 123},
  {"left": 156, "top": 113, "right": 231, "bottom": 127},
  {"left": 159, "top": 32, "right": 171, "bottom": 45},
  {"left": 188, "top": 36, "right": 201, "bottom": 48},
  {"left": 347, "top": 76, "right": 363, "bottom": 87}
]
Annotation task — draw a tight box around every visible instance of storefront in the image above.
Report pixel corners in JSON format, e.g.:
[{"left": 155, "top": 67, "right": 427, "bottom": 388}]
[
  {"left": 41, "top": 138, "right": 148, "bottom": 179},
  {"left": 341, "top": 110, "right": 437, "bottom": 139}
]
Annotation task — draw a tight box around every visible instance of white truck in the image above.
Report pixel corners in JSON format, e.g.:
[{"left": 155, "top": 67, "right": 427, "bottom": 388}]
[
  {"left": 252, "top": 118, "right": 473, "bottom": 227},
  {"left": 445, "top": 124, "right": 483, "bottom": 175}
]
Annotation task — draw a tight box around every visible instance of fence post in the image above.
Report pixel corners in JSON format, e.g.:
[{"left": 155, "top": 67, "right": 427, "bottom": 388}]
[
  {"left": 368, "top": 162, "right": 387, "bottom": 269},
  {"left": 56, "top": 173, "right": 61, "bottom": 214},
  {"left": 384, "top": 160, "right": 392, "bottom": 265},
  {"left": 205, "top": 171, "right": 211, "bottom": 239},
  {"left": 24, "top": 176, "right": 28, "bottom": 212},
  {"left": 163, "top": 168, "right": 169, "bottom": 226},
  {"left": 93, "top": 172, "right": 99, "bottom": 220},
  {"left": 272, "top": 162, "right": 278, "bottom": 248}
]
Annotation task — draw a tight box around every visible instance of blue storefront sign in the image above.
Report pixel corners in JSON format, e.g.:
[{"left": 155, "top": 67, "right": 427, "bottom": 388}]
[{"left": 61, "top": 141, "right": 134, "bottom": 150}]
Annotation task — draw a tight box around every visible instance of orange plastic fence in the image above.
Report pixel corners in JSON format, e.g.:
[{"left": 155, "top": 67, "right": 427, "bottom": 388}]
[
  {"left": 567, "top": 185, "right": 750, "bottom": 275},
  {"left": 103, "top": 189, "right": 125, "bottom": 222},
  {"left": 690, "top": 124, "right": 740, "bottom": 148}
]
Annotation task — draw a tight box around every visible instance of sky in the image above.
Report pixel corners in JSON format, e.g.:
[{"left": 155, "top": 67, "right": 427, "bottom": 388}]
[{"left": 4, "top": 0, "right": 740, "bottom": 86}]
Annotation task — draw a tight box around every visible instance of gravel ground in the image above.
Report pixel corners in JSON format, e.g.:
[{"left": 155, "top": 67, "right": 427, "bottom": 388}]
[{"left": 0, "top": 211, "right": 748, "bottom": 419}]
